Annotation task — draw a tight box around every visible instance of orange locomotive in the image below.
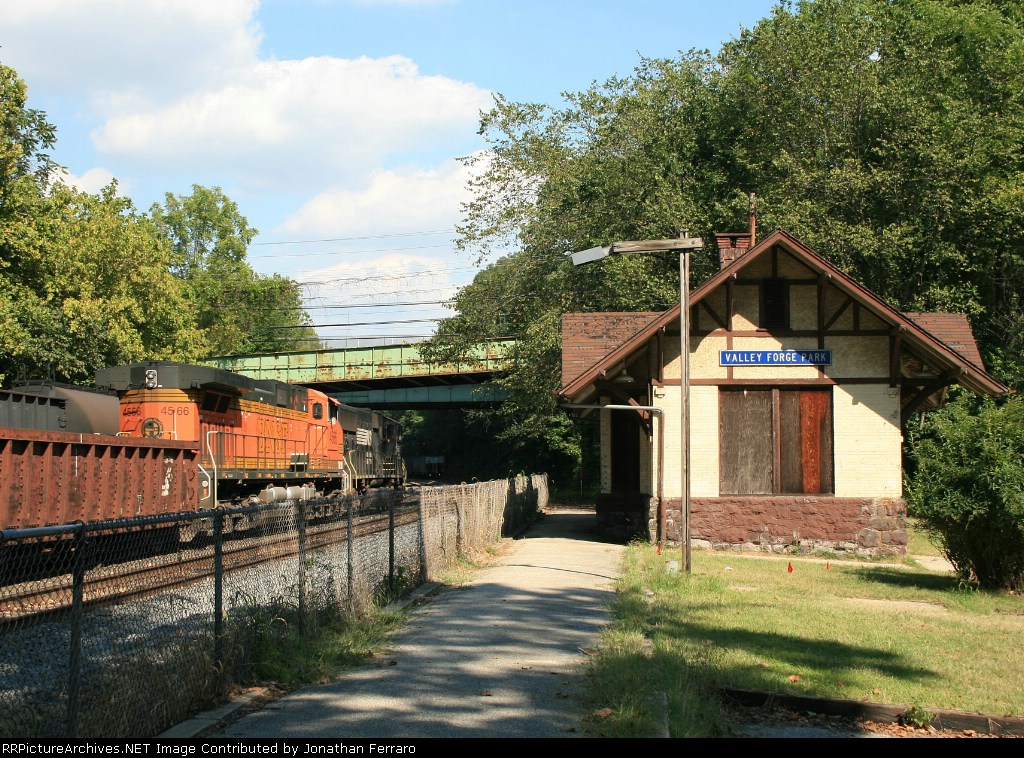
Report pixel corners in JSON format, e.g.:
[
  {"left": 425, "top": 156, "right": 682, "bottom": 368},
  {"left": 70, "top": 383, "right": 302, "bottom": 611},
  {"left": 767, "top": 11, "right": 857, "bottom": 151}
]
[{"left": 95, "top": 361, "right": 405, "bottom": 508}]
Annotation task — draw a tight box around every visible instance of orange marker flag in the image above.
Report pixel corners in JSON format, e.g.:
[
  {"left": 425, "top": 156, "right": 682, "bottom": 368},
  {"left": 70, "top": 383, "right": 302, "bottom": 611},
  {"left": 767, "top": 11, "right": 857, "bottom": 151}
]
[
  {"left": 826, "top": 562, "right": 830, "bottom": 571},
  {"left": 787, "top": 562, "right": 793, "bottom": 573}
]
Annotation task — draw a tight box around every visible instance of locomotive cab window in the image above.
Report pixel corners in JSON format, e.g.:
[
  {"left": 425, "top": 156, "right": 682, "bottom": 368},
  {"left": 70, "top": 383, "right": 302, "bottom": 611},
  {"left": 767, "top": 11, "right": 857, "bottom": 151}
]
[{"left": 312, "top": 402, "right": 323, "bottom": 420}]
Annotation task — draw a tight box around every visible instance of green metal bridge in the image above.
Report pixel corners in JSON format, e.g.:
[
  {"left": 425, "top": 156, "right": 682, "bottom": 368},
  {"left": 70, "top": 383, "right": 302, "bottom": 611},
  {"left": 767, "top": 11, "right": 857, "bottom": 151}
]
[{"left": 206, "top": 339, "right": 514, "bottom": 410}]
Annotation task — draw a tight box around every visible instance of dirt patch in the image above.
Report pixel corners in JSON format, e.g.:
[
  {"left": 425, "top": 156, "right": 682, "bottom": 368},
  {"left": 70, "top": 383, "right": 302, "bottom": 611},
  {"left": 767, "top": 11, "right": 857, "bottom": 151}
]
[
  {"left": 846, "top": 597, "right": 948, "bottom": 614},
  {"left": 727, "top": 703, "right": 1019, "bottom": 738}
]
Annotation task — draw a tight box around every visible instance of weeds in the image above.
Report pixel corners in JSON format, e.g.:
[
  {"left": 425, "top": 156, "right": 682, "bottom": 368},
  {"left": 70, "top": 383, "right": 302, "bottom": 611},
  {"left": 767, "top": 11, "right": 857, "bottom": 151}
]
[{"left": 900, "top": 704, "right": 935, "bottom": 729}]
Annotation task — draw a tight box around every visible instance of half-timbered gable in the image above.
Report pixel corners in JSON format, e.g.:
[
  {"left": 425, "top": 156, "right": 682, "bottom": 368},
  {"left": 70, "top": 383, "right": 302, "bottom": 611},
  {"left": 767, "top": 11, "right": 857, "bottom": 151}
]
[{"left": 559, "top": 229, "right": 1008, "bottom": 555}]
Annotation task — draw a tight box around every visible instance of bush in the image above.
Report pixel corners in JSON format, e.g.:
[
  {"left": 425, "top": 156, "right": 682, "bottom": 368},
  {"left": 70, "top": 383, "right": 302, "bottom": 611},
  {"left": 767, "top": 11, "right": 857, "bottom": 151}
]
[{"left": 905, "top": 393, "right": 1024, "bottom": 591}]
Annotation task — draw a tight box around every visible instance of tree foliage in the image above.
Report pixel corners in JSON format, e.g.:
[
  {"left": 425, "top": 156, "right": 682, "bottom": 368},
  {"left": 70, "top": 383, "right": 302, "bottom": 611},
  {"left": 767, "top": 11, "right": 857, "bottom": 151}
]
[
  {"left": 905, "top": 393, "right": 1024, "bottom": 591},
  {"left": 0, "top": 62, "right": 320, "bottom": 383},
  {"left": 428, "top": 0, "right": 1024, "bottom": 482},
  {"left": 149, "top": 185, "right": 318, "bottom": 357},
  {"left": 0, "top": 64, "right": 210, "bottom": 383}
]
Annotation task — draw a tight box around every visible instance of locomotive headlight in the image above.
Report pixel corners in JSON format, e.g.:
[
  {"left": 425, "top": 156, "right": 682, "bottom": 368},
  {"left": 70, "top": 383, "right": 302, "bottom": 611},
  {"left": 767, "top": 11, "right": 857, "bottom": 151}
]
[{"left": 144, "top": 369, "right": 158, "bottom": 389}]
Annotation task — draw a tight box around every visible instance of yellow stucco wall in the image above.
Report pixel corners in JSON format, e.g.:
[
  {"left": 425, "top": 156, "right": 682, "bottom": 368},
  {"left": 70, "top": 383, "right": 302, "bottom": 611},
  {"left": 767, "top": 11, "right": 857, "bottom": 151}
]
[
  {"left": 690, "top": 385, "right": 719, "bottom": 497},
  {"left": 732, "top": 285, "right": 759, "bottom": 330},
  {"left": 832, "top": 384, "right": 903, "bottom": 497},
  {"left": 690, "top": 334, "right": 728, "bottom": 379}
]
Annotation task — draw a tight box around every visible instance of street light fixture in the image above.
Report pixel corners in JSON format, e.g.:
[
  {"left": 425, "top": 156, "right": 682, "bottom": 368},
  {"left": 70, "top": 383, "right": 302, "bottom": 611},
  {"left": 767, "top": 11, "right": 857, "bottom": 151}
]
[{"left": 568, "top": 231, "right": 703, "bottom": 573}]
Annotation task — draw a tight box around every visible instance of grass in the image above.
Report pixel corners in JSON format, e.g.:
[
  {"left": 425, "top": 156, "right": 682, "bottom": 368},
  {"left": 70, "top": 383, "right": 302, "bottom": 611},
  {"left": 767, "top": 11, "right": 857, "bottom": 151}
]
[
  {"left": 242, "top": 605, "right": 407, "bottom": 687},
  {"left": 580, "top": 541, "right": 1024, "bottom": 737},
  {"left": 906, "top": 516, "right": 944, "bottom": 557}
]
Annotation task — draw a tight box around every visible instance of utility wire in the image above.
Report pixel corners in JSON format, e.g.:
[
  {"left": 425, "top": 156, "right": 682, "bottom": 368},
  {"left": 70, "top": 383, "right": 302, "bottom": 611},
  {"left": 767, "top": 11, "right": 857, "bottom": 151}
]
[
  {"left": 252, "top": 229, "right": 454, "bottom": 246},
  {"left": 271, "top": 318, "right": 442, "bottom": 330},
  {"left": 254, "top": 243, "right": 453, "bottom": 259}
]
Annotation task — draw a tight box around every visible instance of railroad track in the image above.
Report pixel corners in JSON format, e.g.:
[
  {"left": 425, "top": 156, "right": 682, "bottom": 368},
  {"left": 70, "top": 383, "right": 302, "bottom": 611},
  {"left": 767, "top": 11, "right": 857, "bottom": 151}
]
[{"left": 0, "top": 500, "right": 420, "bottom": 625}]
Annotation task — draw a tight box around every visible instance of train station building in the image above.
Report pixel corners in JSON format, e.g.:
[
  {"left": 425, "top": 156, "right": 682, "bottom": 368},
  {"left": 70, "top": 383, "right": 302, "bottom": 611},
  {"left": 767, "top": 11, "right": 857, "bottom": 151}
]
[{"left": 558, "top": 228, "right": 1009, "bottom": 556}]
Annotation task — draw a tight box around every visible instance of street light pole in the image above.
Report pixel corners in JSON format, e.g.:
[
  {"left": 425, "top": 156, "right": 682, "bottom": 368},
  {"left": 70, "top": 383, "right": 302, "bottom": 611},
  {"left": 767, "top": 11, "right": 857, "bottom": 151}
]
[
  {"left": 679, "top": 245, "right": 691, "bottom": 574},
  {"left": 568, "top": 231, "right": 701, "bottom": 574}
]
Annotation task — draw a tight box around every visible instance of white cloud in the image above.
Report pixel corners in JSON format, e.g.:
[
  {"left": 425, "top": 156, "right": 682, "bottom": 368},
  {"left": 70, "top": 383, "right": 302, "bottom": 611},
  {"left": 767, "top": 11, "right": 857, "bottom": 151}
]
[
  {"left": 91, "top": 55, "right": 490, "bottom": 189},
  {"left": 2, "top": 0, "right": 494, "bottom": 343},
  {"left": 0, "top": 0, "right": 261, "bottom": 99},
  {"left": 280, "top": 159, "right": 474, "bottom": 236},
  {"left": 54, "top": 167, "right": 119, "bottom": 195}
]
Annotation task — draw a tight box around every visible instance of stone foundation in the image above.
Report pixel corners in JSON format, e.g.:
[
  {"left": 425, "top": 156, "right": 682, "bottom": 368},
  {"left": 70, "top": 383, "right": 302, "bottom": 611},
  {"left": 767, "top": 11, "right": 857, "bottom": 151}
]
[{"left": 666, "top": 495, "right": 907, "bottom": 558}]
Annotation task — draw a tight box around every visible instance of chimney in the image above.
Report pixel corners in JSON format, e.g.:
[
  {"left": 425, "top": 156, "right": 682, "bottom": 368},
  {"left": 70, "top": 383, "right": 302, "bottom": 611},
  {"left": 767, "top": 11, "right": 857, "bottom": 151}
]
[{"left": 716, "top": 233, "right": 752, "bottom": 270}]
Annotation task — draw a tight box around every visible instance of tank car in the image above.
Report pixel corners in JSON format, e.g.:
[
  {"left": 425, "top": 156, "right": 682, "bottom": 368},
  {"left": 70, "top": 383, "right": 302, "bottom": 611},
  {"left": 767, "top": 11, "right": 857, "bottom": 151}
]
[
  {"left": 94, "top": 361, "right": 406, "bottom": 507},
  {"left": 10, "top": 381, "right": 121, "bottom": 435}
]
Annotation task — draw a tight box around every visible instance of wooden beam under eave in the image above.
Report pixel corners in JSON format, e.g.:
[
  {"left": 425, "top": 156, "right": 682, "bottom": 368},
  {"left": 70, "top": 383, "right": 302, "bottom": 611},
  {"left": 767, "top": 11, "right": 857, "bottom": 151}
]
[
  {"left": 726, "top": 275, "right": 735, "bottom": 332},
  {"left": 825, "top": 297, "right": 852, "bottom": 331},
  {"left": 901, "top": 374, "right": 952, "bottom": 427},
  {"left": 656, "top": 327, "right": 664, "bottom": 384},
  {"left": 817, "top": 273, "right": 829, "bottom": 349},
  {"left": 593, "top": 379, "right": 652, "bottom": 427},
  {"left": 701, "top": 300, "right": 727, "bottom": 330},
  {"left": 589, "top": 381, "right": 651, "bottom": 434},
  {"left": 890, "top": 325, "right": 905, "bottom": 387}
]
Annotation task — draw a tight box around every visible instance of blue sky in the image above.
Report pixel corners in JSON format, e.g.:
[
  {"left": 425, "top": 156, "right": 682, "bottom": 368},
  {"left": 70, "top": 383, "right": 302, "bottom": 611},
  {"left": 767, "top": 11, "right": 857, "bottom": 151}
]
[{"left": 1, "top": 0, "right": 780, "bottom": 347}]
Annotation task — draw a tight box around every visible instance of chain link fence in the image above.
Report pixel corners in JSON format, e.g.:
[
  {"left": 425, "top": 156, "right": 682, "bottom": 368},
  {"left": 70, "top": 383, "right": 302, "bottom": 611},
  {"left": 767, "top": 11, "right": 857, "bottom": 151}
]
[{"left": 0, "top": 474, "right": 547, "bottom": 739}]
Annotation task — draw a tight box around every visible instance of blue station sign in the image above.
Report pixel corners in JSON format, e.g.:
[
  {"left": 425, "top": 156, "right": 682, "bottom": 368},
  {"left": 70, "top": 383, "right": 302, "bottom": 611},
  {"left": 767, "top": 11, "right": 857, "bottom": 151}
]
[{"left": 720, "top": 349, "right": 832, "bottom": 366}]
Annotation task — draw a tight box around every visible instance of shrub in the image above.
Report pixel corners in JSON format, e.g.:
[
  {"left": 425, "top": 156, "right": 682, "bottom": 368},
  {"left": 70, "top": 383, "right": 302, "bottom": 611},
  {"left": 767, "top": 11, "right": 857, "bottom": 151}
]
[{"left": 905, "top": 392, "right": 1024, "bottom": 591}]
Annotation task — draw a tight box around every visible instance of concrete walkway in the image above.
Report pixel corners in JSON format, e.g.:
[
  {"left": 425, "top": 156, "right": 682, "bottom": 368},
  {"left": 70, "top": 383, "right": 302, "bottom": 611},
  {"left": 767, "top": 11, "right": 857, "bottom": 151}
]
[{"left": 202, "top": 507, "right": 625, "bottom": 739}]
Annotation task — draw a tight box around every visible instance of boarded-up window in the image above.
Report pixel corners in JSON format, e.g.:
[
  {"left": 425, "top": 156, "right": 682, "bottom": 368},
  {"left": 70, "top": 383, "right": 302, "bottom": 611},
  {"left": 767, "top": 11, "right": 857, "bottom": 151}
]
[{"left": 719, "top": 387, "right": 833, "bottom": 495}]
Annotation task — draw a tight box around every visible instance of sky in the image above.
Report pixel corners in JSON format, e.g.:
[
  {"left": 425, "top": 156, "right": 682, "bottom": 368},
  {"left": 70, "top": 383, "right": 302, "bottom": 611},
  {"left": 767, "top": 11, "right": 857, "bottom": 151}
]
[{"left": 1, "top": 0, "right": 781, "bottom": 350}]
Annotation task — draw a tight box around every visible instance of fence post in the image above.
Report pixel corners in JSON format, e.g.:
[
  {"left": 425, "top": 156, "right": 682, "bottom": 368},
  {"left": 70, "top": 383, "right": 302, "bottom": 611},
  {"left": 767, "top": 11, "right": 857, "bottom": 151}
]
[
  {"left": 67, "top": 523, "right": 86, "bottom": 738},
  {"left": 347, "top": 497, "right": 355, "bottom": 612},
  {"left": 388, "top": 492, "right": 396, "bottom": 596},
  {"left": 297, "top": 500, "right": 307, "bottom": 637},
  {"left": 213, "top": 510, "right": 224, "bottom": 687},
  {"left": 455, "top": 491, "right": 463, "bottom": 557}
]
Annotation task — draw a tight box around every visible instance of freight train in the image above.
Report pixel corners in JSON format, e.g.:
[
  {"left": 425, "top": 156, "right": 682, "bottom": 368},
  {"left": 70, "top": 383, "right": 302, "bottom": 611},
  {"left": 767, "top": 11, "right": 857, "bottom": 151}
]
[{"left": 1, "top": 361, "right": 406, "bottom": 532}]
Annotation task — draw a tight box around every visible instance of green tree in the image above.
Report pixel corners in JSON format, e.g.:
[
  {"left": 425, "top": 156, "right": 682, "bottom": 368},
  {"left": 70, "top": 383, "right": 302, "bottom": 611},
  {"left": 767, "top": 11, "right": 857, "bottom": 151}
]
[
  {"left": 0, "top": 180, "right": 206, "bottom": 384},
  {"left": 150, "top": 185, "right": 318, "bottom": 356},
  {"left": 429, "top": 0, "right": 1024, "bottom": 481},
  {"left": 426, "top": 56, "right": 729, "bottom": 480},
  {"left": 719, "top": 0, "right": 1024, "bottom": 374},
  {"left": 905, "top": 392, "right": 1024, "bottom": 591},
  {"left": 0, "top": 64, "right": 203, "bottom": 383}
]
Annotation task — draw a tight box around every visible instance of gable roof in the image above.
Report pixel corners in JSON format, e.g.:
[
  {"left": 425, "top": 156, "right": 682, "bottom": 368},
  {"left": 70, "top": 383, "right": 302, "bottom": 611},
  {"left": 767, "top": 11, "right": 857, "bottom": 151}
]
[
  {"left": 902, "top": 312, "right": 986, "bottom": 370},
  {"left": 561, "top": 312, "right": 662, "bottom": 389},
  {"left": 559, "top": 228, "right": 1009, "bottom": 400}
]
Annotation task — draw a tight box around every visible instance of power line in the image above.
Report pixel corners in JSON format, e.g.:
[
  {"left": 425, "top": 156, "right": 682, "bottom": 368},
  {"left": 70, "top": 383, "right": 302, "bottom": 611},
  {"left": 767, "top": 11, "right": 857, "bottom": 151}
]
[
  {"left": 271, "top": 318, "right": 442, "bottom": 330},
  {"left": 254, "top": 243, "right": 453, "bottom": 259},
  {"left": 252, "top": 300, "right": 452, "bottom": 312},
  {"left": 294, "top": 265, "right": 477, "bottom": 286},
  {"left": 252, "top": 229, "right": 454, "bottom": 246}
]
